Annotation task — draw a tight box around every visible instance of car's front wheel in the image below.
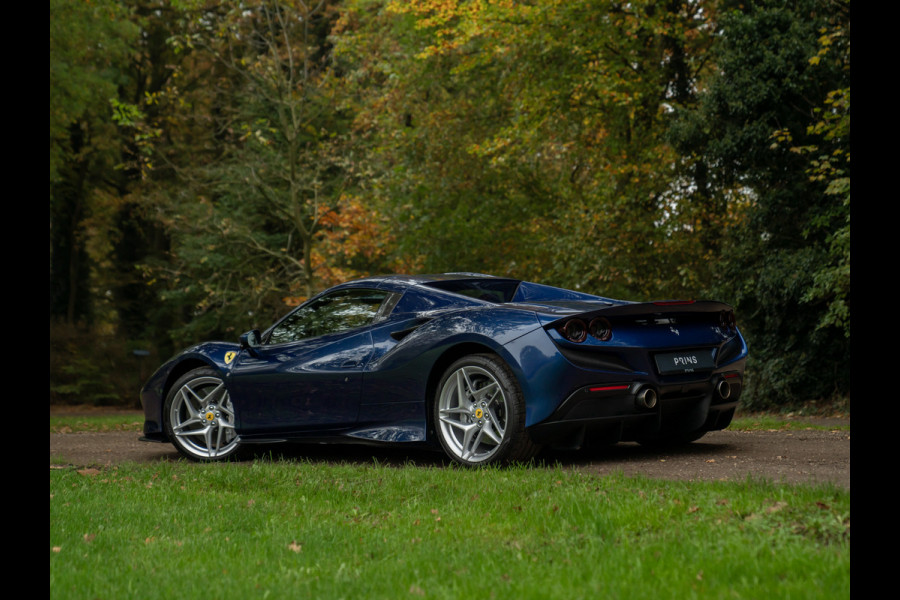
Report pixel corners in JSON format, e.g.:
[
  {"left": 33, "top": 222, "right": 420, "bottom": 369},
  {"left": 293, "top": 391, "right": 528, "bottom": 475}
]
[
  {"left": 164, "top": 367, "right": 241, "bottom": 461},
  {"left": 434, "top": 354, "right": 539, "bottom": 466}
]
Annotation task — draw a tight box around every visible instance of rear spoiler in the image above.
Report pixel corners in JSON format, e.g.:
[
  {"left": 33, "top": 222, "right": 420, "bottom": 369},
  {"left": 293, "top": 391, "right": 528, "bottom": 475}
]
[
  {"left": 593, "top": 300, "right": 732, "bottom": 317},
  {"left": 541, "top": 300, "right": 735, "bottom": 333}
]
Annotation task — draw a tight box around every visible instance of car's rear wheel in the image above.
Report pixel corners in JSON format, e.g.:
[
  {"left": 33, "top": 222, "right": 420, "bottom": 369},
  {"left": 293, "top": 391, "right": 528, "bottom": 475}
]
[
  {"left": 164, "top": 367, "right": 241, "bottom": 461},
  {"left": 434, "top": 354, "right": 539, "bottom": 466}
]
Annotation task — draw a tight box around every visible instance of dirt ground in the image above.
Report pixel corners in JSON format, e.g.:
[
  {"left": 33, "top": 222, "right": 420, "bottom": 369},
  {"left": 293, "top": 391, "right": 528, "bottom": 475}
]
[{"left": 50, "top": 408, "right": 850, "bottom": 489}]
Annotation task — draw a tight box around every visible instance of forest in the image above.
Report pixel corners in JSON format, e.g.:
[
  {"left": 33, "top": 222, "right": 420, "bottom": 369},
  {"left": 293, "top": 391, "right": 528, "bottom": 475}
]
[{"left": 49, "top": 0, "right": 849, "bottom": 410}]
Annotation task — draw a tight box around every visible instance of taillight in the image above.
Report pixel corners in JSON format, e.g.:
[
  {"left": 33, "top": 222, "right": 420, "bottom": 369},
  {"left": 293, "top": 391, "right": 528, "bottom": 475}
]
[
  {"left": 589, "top": 317, "right": 612, "bottom": 341},
  {"left": 560, "top": 319, "right": 587, "bottom": 343},
  {"left": 719, "top": 310, "right": 737, "bottom": 333}
]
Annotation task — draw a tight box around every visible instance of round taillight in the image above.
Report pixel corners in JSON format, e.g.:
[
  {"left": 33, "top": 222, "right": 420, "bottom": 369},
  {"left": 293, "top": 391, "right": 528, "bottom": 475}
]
[
  {"left": 719, "top": 310, "right": 736, "bottom": 332},
  {"left": 561, "top": 319, "right": 587, "bottom": 343},
  {"left": 589, "top": 317, "right": 612, "bottom": 341}
]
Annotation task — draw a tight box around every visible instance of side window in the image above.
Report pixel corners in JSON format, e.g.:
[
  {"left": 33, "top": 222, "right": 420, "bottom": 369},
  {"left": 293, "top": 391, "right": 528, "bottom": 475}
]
[{"left": 267, "top": 289, "right": 389, "bottom": 345}]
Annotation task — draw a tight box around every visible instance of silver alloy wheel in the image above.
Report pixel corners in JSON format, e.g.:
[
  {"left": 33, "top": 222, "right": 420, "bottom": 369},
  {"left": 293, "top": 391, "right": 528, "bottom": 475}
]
[
  {"left": 168, "top": 375, "right": 239, "bottom": 460},
  {"left": 437, "top": 365, "right": 509, "bottom": 463}
]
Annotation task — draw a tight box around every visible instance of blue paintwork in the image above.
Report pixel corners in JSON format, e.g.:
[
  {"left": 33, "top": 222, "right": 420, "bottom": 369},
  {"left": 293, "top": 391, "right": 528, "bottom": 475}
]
[{"left": 140, "top": 274, "right": 748, "bottom": 448}]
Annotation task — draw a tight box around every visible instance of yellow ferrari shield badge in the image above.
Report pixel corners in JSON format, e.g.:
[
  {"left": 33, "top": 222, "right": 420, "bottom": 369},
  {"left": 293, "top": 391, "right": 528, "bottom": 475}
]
[
  {"left": 224, "top": 351, "right": 237, "bottom": 365},
  {"left": 475, "top": 408, "right": 484, "bottom": 419}
]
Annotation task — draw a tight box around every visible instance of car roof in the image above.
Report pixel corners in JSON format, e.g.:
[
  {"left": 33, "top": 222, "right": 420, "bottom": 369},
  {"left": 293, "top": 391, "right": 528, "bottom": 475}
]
[
  {"left": 318, "top": 274, "right": 626, "bottom": 317},
  {"left": 385, "top": 272, "right": 514, "bottom": 284},
  {"left": 327, "top": 273, "right": 520, "bottom": 305},
  {"left": 339, "top": 273, "right": 517, "bottom": 289}
]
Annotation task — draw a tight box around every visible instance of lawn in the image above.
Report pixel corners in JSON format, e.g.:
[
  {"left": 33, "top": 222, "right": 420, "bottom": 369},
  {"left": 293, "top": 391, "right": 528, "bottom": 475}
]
[
  {"left": 50, "top": 412, "right": 144, "bottom": 433},
  {"left": 50, "top": 458, "right": 849, "bottom": 599}
]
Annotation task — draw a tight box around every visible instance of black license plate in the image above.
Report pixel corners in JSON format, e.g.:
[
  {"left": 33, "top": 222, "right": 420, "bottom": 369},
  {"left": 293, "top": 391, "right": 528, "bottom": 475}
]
[{"left": 654, "top": 349, "right": 715, "bottom": 375}]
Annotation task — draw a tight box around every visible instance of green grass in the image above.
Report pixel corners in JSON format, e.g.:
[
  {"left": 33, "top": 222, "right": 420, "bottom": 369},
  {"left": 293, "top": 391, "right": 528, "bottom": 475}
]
[
  {"left": 730, "top": 414, "right": 850, "bottom": 432},
  {"left": 50, "top": 413, "right": 144, "bottom": 433},
  {"left": 50, "top": 460, "right": 849, "bottom": 599}
]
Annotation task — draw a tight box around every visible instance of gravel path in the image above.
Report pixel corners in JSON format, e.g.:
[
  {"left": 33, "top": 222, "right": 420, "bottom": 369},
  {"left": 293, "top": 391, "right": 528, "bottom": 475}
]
[{"left": 50, "top": 417, "right": 849, "bottom": 489}]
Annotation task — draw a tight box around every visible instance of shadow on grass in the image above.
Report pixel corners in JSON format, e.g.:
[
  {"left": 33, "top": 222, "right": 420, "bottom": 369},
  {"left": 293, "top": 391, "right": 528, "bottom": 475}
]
[{"left": 213, "top": 437, "right": 732, "bottom": 469}]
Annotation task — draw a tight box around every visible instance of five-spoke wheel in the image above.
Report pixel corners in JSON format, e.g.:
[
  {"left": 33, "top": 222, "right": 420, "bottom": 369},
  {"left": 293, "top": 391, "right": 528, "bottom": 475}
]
[
  {"left": 434, "top": 354, "right": 537, "bottom": 466},
  {"left": 164, "top": 367, "right": 241, "bottom": 461}
]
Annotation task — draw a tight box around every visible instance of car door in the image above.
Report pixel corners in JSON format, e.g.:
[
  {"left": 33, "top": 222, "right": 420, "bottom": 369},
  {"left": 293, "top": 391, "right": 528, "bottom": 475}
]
[{"left": 227, "top": 288, "right": 390, "bottom": 436}]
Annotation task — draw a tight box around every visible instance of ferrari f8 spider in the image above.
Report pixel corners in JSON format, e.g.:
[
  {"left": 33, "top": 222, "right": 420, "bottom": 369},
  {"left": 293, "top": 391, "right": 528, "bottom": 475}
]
[{"left": 139, "top": 273, "right": 747, "bottom": 465}]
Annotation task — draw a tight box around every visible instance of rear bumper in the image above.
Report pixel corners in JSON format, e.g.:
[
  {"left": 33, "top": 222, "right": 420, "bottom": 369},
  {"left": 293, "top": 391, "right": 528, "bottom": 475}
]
[{"left": 528, "top": 371, "right": 742, "bottom": 445}]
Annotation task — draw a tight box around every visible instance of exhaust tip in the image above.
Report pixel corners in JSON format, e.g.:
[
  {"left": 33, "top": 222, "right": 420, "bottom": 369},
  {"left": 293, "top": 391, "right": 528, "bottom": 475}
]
[
  {"left": 636, "top": 386, "right": 658, "bottom": 410},
  {"left": 716, "top": 379, "right": 732, "bottom": 400}
]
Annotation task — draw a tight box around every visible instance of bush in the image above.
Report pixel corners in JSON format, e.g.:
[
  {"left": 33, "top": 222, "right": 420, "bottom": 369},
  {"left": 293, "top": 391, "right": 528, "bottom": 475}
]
[{"left": 50, "top": 322, "right": 158, "bottom": 407}]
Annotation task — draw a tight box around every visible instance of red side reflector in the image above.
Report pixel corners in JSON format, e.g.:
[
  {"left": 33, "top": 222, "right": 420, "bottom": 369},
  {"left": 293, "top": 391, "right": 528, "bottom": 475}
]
[
  {"left": 652, "top": 300, "right": 695, "bottom": 306},
  {"left": 723, "top": 373, "right": 740, "bottom": 379},
  {"left": 589, "top": 385, "right": 630, "bottom": 392}
]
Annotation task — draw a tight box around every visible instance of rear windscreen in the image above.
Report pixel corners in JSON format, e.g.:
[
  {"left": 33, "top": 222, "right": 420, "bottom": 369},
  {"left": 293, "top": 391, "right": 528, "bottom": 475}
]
[{"left": 423, "top": 279, "right": 521, "bottom": 303}]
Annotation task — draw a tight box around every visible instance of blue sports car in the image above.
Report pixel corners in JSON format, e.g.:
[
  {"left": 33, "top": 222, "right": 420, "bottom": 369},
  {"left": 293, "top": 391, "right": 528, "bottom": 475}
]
[{"left": 140, "top": 273, "right": 747, "bottom": 465}]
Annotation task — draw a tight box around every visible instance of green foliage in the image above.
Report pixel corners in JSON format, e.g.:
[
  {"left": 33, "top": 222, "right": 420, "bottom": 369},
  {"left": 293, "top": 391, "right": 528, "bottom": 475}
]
[
  {"left": 793, "top": 84, "right": 850, "bottom": 337},
  {"left": 49, "top": 0, "right": 849, "bottom": 409},
  {"left": 335, "top": 0, "right": 735, "bottom": 300},
  {"left": 671, "top": 0, "right": 850, "bottom": 407},
  {"left": 49, "top": 0, "right": 139, "bottom": 185},
  {"left": 49, "top": 323, "right": 159, "bottom": 407},
  {"left": 136, "top": 1, "right": 405, "bottom": 345},
  {"left": 50, "top": 0, "right": 141, "bottom": 326}
]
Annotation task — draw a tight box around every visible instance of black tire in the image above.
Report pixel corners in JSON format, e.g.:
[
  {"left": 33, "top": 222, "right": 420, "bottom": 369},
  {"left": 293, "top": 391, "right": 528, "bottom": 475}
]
[
  {"left": 433, "top": 354, "right": 539, "bottom": 466},
  {"left": 164, "top": 367, "right": 241, "bottom": 461}
]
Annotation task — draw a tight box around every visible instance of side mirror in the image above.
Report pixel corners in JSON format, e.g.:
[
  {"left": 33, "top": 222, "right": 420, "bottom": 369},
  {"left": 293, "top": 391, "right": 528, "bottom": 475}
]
[{"left": 240, "top": 329, "right": 261, "bottom": 355}]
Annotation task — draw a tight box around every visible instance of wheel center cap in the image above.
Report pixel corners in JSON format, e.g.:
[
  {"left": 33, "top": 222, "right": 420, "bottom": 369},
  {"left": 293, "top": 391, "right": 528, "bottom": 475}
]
[
  {"left": 474, "top": 408, "right": 484, "bottom": 419},
  {"left": 205, "top": 411, "right": 215, "bottom": 422}
]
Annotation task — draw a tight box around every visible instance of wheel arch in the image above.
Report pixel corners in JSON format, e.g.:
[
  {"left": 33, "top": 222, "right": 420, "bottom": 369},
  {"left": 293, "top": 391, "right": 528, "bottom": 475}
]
[
  {"left": 426, "top": 343, "right": 540, "bottom": 464},
  {"left": 162, "top": 364, "right": 241, "bottom": 461},
  {"left": 423, "top": 341, "right": 511, "bottom": 442},
  {"left": 159, "top": 358, "right": 222, "bottom": 437}
]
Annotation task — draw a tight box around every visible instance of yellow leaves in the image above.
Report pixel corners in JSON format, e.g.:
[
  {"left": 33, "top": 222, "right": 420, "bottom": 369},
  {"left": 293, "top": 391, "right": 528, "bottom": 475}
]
[
  {"left": 466, "top": 135, "right": 511, "bottom": 161},
  {"left": 770, "top": 128, "right": 792, "bottom": 144},
  {"left": 282, "top": 296, "right": 307, "bottom": 307},
  {"left": 809, "top": 23, "right": 846, "bottom": 67},
  {"left": 390, "top": 0, "right": 529, "bottom": 60}
]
